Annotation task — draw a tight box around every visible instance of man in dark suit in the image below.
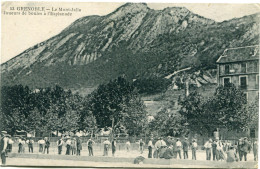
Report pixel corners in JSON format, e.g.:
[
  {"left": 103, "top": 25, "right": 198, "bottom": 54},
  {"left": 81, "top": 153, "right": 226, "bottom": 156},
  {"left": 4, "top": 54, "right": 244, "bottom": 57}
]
[
  {"left": 237, "top": 138, "right": 243, "bottom": 161},
  {"left": 241, "top": 137, "right": 250, "bottom": 161},
  {"left": 253, "top": 139, "right": 258, "bottom": 161},
  {"left": 0, "top": 131, "right": 9, "bottom": 165},
  {"left": 76, "top": 136, "right": 82, "bottom": 156},
  {"left": 182, "top": 138, "right": 189, "bottom": 159},
  {"left": 57, "top": 137, "right": 63, "bottom": 155}
]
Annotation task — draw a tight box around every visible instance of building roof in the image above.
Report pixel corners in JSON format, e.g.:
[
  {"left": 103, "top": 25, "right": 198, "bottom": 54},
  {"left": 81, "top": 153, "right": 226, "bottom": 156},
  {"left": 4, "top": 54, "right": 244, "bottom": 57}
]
[{"left": 216, "top": 45, "right": 259, "bottom": 64}]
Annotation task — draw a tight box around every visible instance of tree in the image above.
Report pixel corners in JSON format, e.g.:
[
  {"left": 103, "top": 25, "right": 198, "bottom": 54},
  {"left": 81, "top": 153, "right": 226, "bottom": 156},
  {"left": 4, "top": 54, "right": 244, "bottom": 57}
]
[
  {"left": 210, "top": 83, "right": 247, "bottom": 130},
  {"left": 245, "top": 95, "right": 259, "bottom": 130},
  {"left": 179, "top": 83, "right": 249, "bottom": 136},
  {"left": 119, "top": 95, "right": 148, "bottom": 136},
  {"left": 0, "top": 85, "right": 33, "bottom": 134},
  {"left": 86, "top": 77, "right": 147, "bottom": 136},
  {"left": 0, "top": 85, "right": 97, "bottom": 136},
  {"left": 148, "top": 108, "right": 185, "bottom": 137}
]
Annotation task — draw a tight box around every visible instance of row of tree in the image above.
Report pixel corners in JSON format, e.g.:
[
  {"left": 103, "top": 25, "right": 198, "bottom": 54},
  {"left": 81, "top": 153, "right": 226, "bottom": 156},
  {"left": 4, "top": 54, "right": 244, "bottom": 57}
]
[
  {"left": 1, "top": 78, "right": 258, "bottom": 138},
  {"left": 0, "top": 77, "right": 147, "bottom": 136}
]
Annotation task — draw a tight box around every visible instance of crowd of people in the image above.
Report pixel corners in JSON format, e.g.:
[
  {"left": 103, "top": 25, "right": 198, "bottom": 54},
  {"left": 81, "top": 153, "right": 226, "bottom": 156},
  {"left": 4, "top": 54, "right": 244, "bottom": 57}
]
[
  {"left": 143, "top": 136, "right": 258, "bottom": 163},
  {"left": 0, "top": 130, "right": 258, "bottom": 166}
]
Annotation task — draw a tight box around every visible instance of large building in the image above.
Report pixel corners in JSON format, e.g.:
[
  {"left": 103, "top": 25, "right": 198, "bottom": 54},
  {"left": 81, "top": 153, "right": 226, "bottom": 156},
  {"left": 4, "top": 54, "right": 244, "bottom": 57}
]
[
  {"left": 216, "top": 45, "right": 259, "bottom": 139},
  {"left": 216, "top": 45, "right": 259, "bottom": 103}
]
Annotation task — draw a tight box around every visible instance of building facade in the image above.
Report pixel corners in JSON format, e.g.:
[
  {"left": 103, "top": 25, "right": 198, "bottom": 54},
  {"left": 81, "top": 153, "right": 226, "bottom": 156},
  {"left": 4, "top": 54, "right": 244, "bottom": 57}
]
[
  {"left": 216, "top": 45, "right": 259, "bottom": 138},
  {"left": 216, "top": 45, "right": 259, "bottom": 103}
]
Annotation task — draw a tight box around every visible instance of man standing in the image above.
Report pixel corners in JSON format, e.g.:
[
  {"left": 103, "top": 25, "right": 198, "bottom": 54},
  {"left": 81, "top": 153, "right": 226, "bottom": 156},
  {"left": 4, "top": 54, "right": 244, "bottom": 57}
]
[
  {"left": 237, "top": 138, "right": 243, "bottom": 161},
  {"left": 43, "top": 137, "right": 50, "bottom": 154},
  {"left": 241, "top": 137, "right": 250, "bottom": 161},
  {"left": 139, "top": 139, "right": 145, "bottom": 154},
  {"left": 103, "top": 138, "right": 111, "bottom": 156},
  {"left": 126, "top": 139, "right": 131, "bottom": 152},
  {"left": 204, "top": 138, "right": 212, "bottom": 160},
  {"left": 0, "top": 131, "right": 9, "bottom": 165},
  {"left": 71, "top": 138, "right": 76, "bottom": 155},
  {"left": 172, "top": 138, "right": 177, "bottom": 159},
  {"left": 65, "top": 137, "right": 71, "bottom": 155},
  {"left": 87, "top": 138, "right": 95, "bottom": 156},
  {"left": 148, "top": 138, "right": 153, "bottom": 158},
  {"left": 191, "top": 139, "right": 197, "bottom": 160},
  {"left": 21, "top": 138, "right": 26, "bottom": 153},
  {"left": 154, "top": 138, "right": 161, "bottom": 158},
  {"left": 216, "top": 138, "right": 225, "bottom": 161},
  {"left": 176, "top": 138, "right": 182, "bottom": 159},
  {"left": 27, "top": 138, "right": 34, "bottom": 153},
  {"left": 253, "top": 139, "right": 258, "bottom": 161},
  {"left": 18, "top": 137, "right": 23, "bottom": 153},
  {"left": 57, "top": 137, "right": 63, "bottom": 155},
  {"left": 182, "top": 138, "right": 189, "bottom": 159},
  {"left": 212, "top": 140, "right": 218, "bottom": 161},
  {"left": 112, "top": 138, "right": 117, "bottom": 157},
  {"left": 76, "top": 136, "right": 82, "bottom": 156},
  {"left": 38, "top": 138, "right": 45, "bottom": 153}
]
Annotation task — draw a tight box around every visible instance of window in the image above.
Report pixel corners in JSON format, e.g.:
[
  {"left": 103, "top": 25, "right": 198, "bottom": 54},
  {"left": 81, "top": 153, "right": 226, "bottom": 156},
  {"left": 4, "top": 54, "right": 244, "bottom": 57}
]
[
  {"left": 239, "top": 76, "right": 247, "bottom": 89},
  {"left": 241, "top": 63, "right": 247, "bottom": 73},
  {"left": 253, "top": 62, "right": 258, "bottom": 72},
  {"left": 250, "top": 129, "right": 256, "bottom": 138},
  {"left": 223, "top": 77, "right": 231, "bottom": 87},
  {"left": 225, "top": 65, "right": 230, "bottom": 74}
]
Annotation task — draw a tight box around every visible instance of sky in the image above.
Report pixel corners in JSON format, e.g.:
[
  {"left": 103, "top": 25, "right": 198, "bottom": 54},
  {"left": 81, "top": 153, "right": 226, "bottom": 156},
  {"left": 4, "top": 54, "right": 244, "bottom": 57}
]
[{"left": 1, "top": 1, "right": 260, "bottom": 63}]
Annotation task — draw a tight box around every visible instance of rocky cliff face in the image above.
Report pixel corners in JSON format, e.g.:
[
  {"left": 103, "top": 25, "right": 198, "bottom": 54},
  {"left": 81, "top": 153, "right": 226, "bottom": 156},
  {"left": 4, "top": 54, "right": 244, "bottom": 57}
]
[{"left": 1, "top": 3, "right": 259, "bottom": 91}]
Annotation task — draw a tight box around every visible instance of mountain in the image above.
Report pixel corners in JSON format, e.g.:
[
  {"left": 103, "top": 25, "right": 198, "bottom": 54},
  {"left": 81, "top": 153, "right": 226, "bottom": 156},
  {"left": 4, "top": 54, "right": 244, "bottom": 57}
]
[{"left": 1, "top": 3, "right": 259, "bottom": 93}]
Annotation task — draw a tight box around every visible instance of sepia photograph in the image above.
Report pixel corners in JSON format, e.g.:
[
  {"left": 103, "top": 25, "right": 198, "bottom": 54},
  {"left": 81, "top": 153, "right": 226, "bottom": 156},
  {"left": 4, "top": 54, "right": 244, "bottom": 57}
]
[{"left": 0, "top": 1, "right": 259, "bottom": 168}]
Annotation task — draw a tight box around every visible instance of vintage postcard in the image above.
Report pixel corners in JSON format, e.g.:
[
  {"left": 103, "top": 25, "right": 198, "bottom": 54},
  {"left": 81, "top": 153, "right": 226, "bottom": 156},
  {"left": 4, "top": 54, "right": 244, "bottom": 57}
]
[{"left": 1, "top": 1, "right": 259, "bottom": 168}]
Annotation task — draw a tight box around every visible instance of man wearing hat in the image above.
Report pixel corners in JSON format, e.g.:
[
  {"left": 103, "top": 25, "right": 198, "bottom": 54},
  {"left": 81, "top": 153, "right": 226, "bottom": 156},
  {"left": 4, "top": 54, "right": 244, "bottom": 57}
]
[
  {"left": 56, "top": 137, "right": 63, "bottom": 155},
  {"left": 65, "top": 136, "right": 71, "bottom": 155},
  {"left": 76, "top": 136, "right": 83, "bottom": 156},
  {"left": 38, "top": 138, "right": 45, "bottom": 153},
  {"left": 87, "top": 138, "right": 94, "bottom": 156},
  {"left": 103, "top": 138, "right": 111, "bottom": 156},
  {"left": 43, "top": 137, "right": 50, "bottom": 154},
  {"left": 212, "top": 139, "right": 218, "bottom": 161},
  {"left": 154, "top": 137, "right": 161, "bottom": 158},
  {"left": 182, "top": 138, "right": 189, "bottom": 159},
  {"left": 0, "top": 131, "right": 9, "bottom": 165},
  {"left": 139, "top": 138, "right": 145, "bottom": 154},
  {"left": 241, "top": 137, "right": 250, "bottom": 161},
  {"left": 204, "top": 138, "right": 212, "bottom": 160},
  {"left": 176, "top": 138, "right": 182, "bottom": 159},
  {"left": 26, "top": 137, "right": 34, "bottom": 153},
  {"left": 147, "top": 138, "right": 153, "bottom": 158},
  {"left": 253, "top": 139, "right": 258, "bottom": 161},
  {"left": 112, "top": 138, "right": 117, "bottom": 157},
  {"left": 191, "top": 139, "right": 197, "bottom": 160}
]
